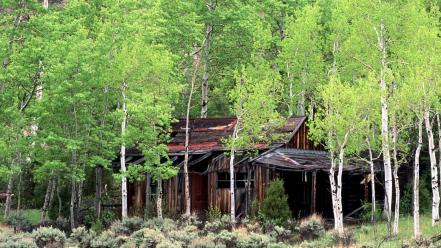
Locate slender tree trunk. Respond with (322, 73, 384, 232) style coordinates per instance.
(157, 178, 163, 219)
(120, 82, 128, 219)
(69, 178, 76, 230)
(183, 49, 201, 216)
(76, 179, 83, 221)
(367, 141, 376, 223)
(329, 156, 341, 232)
(424, 110, 440, 225)
(378, 20, 392, 227)
(200, 1, 216, 118)
(57, 176, 62, 218)
(437, 114, 441, 188)
(414, 118, 423, 240)
(16, 172, 22, 211)
(41, 177, 54, 221)
(49, 178, 56, 211)
(229, 147, 236, 226)
(298, 67, 307, 116)
(392, 120, 400, 235)
(95, 167, 102, 218)
(145, 174, 151, 213)
(229, 115, 240, 226)
(4, 177, 13, 218)
(336, 147, 345, 233)
(43, 0, 48, 9)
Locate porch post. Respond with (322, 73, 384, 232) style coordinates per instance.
(311, 170, 317, 214)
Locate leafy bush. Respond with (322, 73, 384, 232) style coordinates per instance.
(359, 201, 383, 223)
(260, 179, 291, 225)
(156, 240, 182, 248)
(298, 214, 324, 240)
(52, 217, 70, 233)
(401, 173, 431, 215)
(7, 212, 33, 232)
(266, 225, 291, 242)
(204, 215, 230, 233)
(206, 206, 222, 222)
(129, 228, 164, 248)
(180, 214, 202, 228)
(110, 217, 144, 235)
(168, 225, 199, 246)
(213, 230, 237, 247)
(31, 227, 66, 248)
(330, 229, 354, 247)
(267, 242, 292, 248)
(189, 237, 225, 248)
(235, 230, 271, 248)
(91, 219, 105, 234)
(90, 231, 124, 248)
(0, 240, 38, 248)
(70, 226, 97, 248)
(143, 217, 177, 232)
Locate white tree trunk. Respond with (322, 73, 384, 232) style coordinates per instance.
(120, 83, 128, 219)
(41, 177, 54, 221)
(414, 118, 423, 240)
(69, 178, 76, 230)
(424, 110, 440, 225)
(437, 114, 441, 199)
(392, 116, 400, 235)
(183, 49, 201, 216)
(367, 143, 376, 223)
(229, 147, 236, 226)
(378, 20, 393, 224)
(157, 178, 163, 219)
(200, 1, 215, 118)
(43, 0, 48, 9)
(4, 177, 13, 218)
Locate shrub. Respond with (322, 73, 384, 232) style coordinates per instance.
(7, 212, 33, 233)
(204, 215, 230, 233)
(189, 237, 225, 248)
(0, 240, 38, 248)
(90, 231, 124, 248)
(235, 230, 271, 248)
(52, 217, 70, 233)
(129, 228, 164, 248)
(143, 217, 177, 232)
(260, 179, 291, 225)
(267, 225, 291, 242)
(330, 229, 354, 247)
(213, 230, 237, 247)
(110, 217, 144, 235)
(401, 173, 431, 215)
(91, 219, 104, 234)
(206, 206, 222, 222)
(298, 214, 324, 241)
(359, 201, 383, 223)
(180, 214, 202, 228)
(70, 226, 97, 248)
(156, 240, 182, 248)
(31, 227, 66, 248)
(267, 242, 292, 248)
(168, 225, 199, 246)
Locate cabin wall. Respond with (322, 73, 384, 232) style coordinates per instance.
(286, 122, 309, 149)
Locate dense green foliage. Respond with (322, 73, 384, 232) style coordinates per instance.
(1, 0, 441, 242)
(261, 179, 291, 225)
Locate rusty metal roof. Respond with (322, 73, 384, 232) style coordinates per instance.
(254, 148, 381, 174)
(168, 116, 306, 154)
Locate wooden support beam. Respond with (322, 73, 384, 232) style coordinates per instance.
(311, 170, 317, 214)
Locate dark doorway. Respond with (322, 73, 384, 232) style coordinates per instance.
(191, 173, 208, 213)
(282, 171, 312, 218)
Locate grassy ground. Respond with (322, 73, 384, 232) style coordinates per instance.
(300, 215, 441, 247)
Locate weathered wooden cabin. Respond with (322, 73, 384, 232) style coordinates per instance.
(122, 116, 379, 219)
